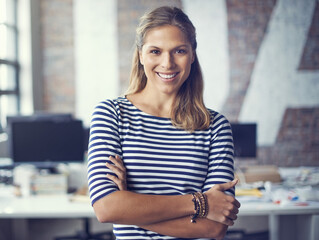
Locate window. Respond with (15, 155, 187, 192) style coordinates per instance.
(0, 0, 19, 131)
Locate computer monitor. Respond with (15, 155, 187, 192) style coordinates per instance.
(231, 123, 257, 158)
(7, 117, 85, 167)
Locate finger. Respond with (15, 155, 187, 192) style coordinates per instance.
(214, 179, 238, 191)
(111, 155, 123, 165)
(225, 218, 235, 226)
(226, 204, 239, 215)
(234, 199, 241, 208)
(226, 196, 241, 208)
(220, 216, 234, 226)
(106, 174, 126, 190)
(106, 162, 126, 179)
(115, 155, 126, 171)
(109, 155, 126, 171)
(226, 201, 241, 216)
(108, 156, 124, 170)
(231, 207, 239, 215)
(223, 210, 238, 221)
(106, 173, 117, 181)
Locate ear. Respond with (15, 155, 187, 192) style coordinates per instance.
(139, 50, 144, 65)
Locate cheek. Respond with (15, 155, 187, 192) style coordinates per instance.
(182, 58, 193, 72)
(182, 60, 193, 79)
(144, 58, 157, 69)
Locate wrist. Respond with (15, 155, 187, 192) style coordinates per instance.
(190, 192, 208, 223)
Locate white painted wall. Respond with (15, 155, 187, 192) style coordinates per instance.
(74, 0, 119, 126)
(239, 0, 319, 145)
(183, 0, 229, 112)
(18, 0, 34, 115)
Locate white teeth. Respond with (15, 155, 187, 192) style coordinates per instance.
(158, 73, 177, 79)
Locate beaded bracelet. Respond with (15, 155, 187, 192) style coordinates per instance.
(191, 193, 199, 223)
(195, 192, 208, 218)
(190, 192, 208, 223)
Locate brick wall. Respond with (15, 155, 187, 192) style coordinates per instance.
(223, 0, 319, 166)
(223, 0, 277, 122)
(298, 1, 319, 70)
(38, 0, 319, 166)
(40, 0, 75, 114)
(268, 108, 319, 166)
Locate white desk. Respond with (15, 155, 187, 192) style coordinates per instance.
(0, 191, 97, 240)
(1, 190, 319, 240)
(237, 200, 319, 240)
(0, 194, 94, 219)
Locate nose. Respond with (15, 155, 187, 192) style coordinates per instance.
(161, 52, 175, 69)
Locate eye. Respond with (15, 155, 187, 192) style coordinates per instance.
(150, 49, 160, 55)
(175, 49, 187, 54)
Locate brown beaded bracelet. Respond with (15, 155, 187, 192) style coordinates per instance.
(191, 193, 199, 223)
(190, 192, 208, 223)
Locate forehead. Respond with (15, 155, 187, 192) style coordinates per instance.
(143, 25, 191, 48)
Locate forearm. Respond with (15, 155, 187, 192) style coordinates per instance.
(140, 216, 228, 239)
(93, 190, 194, 226)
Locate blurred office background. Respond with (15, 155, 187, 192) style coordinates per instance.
(0, 0, 319, 239)
(1, 0, 318, 166)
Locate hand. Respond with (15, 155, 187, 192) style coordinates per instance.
(106, 155, 127, 191)
(205, 179, 240, 226)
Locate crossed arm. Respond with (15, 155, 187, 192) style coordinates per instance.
(93, 155, 240, 239)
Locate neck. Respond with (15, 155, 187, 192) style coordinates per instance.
(127, 90, 175, 118)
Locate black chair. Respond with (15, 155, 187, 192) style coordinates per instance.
(55, 218, 114, 240)
(225, 230, 269, 240)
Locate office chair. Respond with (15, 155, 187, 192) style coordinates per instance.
(225, 230, 269, 240)
(55, 218, 114, 240)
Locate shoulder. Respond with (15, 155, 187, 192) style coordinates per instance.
(207, 108, 232, 132)
(91, 97, 127, 123)
(93, 96, 127, 113)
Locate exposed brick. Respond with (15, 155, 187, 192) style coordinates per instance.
(222, 0, 277, 121)
(258, 107, 319, 167)
(37, 1, 319, 168)
(298, 1, 319, 70)
(40, 0, 75, 114)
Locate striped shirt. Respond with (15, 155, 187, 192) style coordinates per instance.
(87, 97, 234, 240)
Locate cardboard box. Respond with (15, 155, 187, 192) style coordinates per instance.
(237, 165, 282, 183)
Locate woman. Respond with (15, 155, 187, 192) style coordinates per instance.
(87, 6, 240, 240)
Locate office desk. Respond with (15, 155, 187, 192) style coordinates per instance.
(237, 200, 319, 240)
(0, 194, 94, 219)
(0, 192, 97, 240)
(1, 191, 319, 240)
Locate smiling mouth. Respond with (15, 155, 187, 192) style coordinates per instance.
(157, 72, 179, 80)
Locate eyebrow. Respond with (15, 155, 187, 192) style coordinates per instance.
(145, 44, 190, 49)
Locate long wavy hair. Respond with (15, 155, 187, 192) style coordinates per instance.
(126, 6, 211, 131)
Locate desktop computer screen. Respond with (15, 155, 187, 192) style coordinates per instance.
(231, 123, 257, 158)
(7, 118, 85, 165)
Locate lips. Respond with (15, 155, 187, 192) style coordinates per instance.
(157, 72, 179, 81)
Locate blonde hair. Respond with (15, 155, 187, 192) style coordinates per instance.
(126, 6, 211, 131)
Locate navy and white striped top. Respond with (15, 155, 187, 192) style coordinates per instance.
(87, 97, 234, 240)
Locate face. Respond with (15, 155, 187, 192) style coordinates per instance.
(139, 25, 195, 97)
